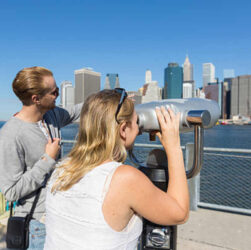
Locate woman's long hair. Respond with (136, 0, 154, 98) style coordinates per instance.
(52, 89, 134, 192)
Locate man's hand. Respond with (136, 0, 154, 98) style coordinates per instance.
(45, 138, 61, 160)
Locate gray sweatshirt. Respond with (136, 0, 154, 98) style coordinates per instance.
(0, 104, 82, 220)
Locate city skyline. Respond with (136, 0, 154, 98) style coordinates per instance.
(0, 0, 250, 120)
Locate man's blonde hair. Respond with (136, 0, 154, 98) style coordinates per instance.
(12, 66, 53, 105)
(52, 89, 134, 192)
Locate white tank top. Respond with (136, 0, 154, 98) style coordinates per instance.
(44, 161, 142, 250)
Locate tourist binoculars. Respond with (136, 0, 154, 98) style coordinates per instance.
(135, 98, 220, 134)
(130, 98, 220, 250)
(133, 98, 220, 178)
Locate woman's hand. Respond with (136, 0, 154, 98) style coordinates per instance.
(155, 106, 181, 152)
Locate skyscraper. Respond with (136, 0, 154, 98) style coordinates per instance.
(104, 73, 120, 89)
(183, 82, 193, 98)
(164, 63, 183, 99)
(204, 83, 221, 104)
(65, 85, 75, 108)
(203, 63, 216, 87)
(140, 70, 162, 103)
(145, 69, 152, 83)
(183, 55, 195, 97)
(231, 75, 251, 117)
(127, 91, 142, 105)
(222, 79, 232, 119)
(183, 55, 193, 81)
(60, 81, 74, 108)
(74, 68, 101, 104)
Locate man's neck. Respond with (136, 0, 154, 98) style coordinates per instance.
(15, 105, 46, 123)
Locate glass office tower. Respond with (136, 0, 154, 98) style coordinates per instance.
(164, 63, 183, 99)
(104, 73, 120, 89)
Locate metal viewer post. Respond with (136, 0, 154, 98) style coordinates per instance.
(185, 110, 210, 179)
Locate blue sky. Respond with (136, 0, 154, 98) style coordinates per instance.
(0, 0, 250, 120)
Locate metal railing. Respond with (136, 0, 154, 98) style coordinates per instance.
(198, 148, 251, 215)
(61, 140, 251, 215)
(1, 140, 250, 216)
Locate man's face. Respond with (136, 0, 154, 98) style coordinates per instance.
(39, 76, 59, 111)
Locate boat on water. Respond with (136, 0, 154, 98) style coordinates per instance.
(218, 117, 251, 125)
(220, 121, 227, 125)
(218, 119, 232, 125)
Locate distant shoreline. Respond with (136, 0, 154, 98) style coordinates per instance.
(1, 120, 251, 126)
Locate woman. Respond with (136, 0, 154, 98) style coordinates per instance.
(44, 89, 189, 250)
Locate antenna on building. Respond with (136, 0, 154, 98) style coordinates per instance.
(85, 67, 93, 71)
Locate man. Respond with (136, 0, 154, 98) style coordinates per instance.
(0, 66, 82, 249)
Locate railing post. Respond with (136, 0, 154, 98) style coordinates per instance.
(185, 143, 200, 211)
(61, 142, 64, 158)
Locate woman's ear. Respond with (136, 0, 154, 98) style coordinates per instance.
(119, 122, 127, 141)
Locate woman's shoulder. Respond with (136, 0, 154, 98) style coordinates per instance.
(115, 164, 140, 175)
(112, 164, 149, 188)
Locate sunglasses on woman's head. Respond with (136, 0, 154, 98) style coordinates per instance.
(114, 88, 128, 124)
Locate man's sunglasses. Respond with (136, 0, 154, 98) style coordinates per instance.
(114, 88, 128, 123)
(49, 87, 59, 97)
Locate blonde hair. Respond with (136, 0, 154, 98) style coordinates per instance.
(52, 89, 134, 192)
(12, 66, 53, 105)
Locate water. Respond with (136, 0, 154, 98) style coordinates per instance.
(59, 122, 251, 149)
(1, 121, 251, 149)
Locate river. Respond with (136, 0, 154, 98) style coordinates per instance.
(60, 123, 251, 149)
(1, 121, 250, 149)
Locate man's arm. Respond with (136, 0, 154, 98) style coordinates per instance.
(0, 137, 56, 202)
(52, 103, 83, 128)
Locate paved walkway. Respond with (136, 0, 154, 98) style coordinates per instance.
(0, 215, 7, 250)
(177, 209, 251, 250)
(0, 208, 251, 249)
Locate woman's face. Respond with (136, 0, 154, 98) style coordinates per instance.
(124, 110, 139, 149)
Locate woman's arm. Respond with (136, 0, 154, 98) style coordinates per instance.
(107, 107, 189, 226)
